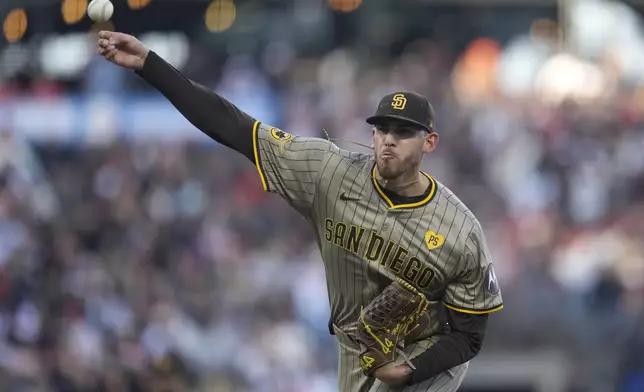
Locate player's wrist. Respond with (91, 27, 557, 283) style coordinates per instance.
(372, 363, 413, 386)
(398, 364, 414, 384)
(136, 48, 150, 71)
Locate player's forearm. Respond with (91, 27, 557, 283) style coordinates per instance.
(407, 331, 480, 384)
(407, 312, 487, 385)
(135, 51, 255, 161)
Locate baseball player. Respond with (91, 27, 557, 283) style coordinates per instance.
(97, 31, 503, 392)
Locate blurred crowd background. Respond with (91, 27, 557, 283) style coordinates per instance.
(1, 0, 644, 391)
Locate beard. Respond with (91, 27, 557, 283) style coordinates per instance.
(375, 152, 418, 180)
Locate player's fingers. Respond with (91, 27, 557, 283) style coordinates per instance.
(107, 32, 129, 46)
(103, 48, 118, 61)
(98, 47, 112, 57)
(97, 30, 112, 39)
(97, 38, 109, 48)
(97, 44, 115, 55)
(98, 30, 126, 45)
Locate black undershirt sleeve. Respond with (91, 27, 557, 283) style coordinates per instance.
(135, 51, 256, 161)
(408, 309, 488, 385)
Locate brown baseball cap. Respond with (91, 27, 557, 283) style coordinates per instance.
(366, 91, 435, 132)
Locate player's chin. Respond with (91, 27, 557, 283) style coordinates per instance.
(376, 162, 399, 179)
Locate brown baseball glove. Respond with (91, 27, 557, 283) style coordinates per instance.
(355, 278, 429, 376)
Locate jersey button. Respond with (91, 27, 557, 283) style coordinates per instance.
(382, 224, 389, 231)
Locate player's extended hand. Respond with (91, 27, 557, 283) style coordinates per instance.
(96, 31, 149, 71)
(373, 362, 413, 386)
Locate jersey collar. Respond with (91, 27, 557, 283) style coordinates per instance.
(371, 165, 437, 210)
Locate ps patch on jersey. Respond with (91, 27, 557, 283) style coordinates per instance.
(484, 264, 500, 295)
(270, 127, 293, 142)
(424, 230, 445, 250)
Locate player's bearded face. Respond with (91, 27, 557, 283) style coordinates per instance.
(373, 124, 426, 179)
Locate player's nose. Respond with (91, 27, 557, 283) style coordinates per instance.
(383, 132, 397, 146)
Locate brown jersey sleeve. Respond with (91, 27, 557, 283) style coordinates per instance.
(442, 226, 504, 314)
(253, 122, 335, 215)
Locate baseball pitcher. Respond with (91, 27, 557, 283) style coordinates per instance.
(97, 32, 503, 392)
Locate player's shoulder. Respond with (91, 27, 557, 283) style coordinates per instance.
(312, 137, 374, 170)
(432, 179, 479, 225)
(432, 179, 490, 252)
(258, 122, 370, 162)
(434, 181, 490, 254)
(258, 123, 331, 150)
(299, 138, 373, 171)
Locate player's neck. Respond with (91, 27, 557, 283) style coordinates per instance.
(377, 168, 429, 197)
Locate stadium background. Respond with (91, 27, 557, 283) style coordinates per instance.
(1, 0, 644, 391)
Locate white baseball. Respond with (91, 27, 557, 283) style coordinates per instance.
(87, 0, 114, 23)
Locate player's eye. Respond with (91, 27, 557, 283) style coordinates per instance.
(393, 128, 420, 139)
(375, 125, 391, 134)
(375, 124, 420, 138)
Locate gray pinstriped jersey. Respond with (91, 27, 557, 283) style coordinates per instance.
(252, 121, 503, 338)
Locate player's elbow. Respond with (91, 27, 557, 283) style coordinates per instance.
(467, 332, 483, 356)
(449, 330, 484, 362)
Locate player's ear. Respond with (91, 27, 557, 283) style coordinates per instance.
(371, 127, 376, 149)
(423, 131, 439, 153)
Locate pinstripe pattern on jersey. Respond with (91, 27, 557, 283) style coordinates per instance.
(441, 223, 504, 314)
(252, 122, 502, 391)
(253, 122, 337, 215)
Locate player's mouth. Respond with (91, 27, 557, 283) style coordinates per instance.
(380, 150, 396, 158)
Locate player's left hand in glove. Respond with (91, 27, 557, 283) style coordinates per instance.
(355, 278, 429, 377)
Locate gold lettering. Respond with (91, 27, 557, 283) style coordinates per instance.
(364, 232, 385, 262)
(380, 241, 397, 266)
(389, 247, 408, 274)
(417, 266, 436, 289)
(324, 218, 333, 242)
(323, 220, 435, 282)
(334, 223, 347, 248)
(403, 257, 422, 282)
(345, 226, 365, 254)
